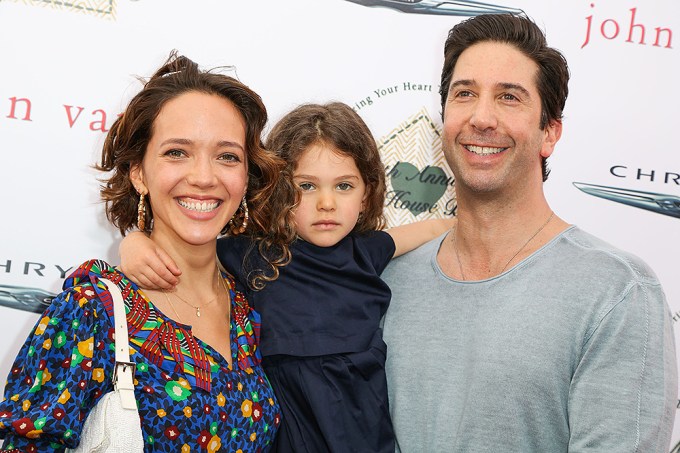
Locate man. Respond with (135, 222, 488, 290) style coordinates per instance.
(381, 13, 677, 452)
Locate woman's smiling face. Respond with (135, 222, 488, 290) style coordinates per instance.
(131, 90, 248, 247)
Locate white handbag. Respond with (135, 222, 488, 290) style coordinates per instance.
(66, 278, 144, 452)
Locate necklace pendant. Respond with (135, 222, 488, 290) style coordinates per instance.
(196, 307, 201, 317)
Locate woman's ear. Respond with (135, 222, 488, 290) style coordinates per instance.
(130, 163, 147, 195)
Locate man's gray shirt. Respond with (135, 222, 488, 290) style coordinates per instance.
(382, 226, 677, 452)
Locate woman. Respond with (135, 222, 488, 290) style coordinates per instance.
(0, 52, 286, 452)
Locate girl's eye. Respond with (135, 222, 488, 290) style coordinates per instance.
(164, 149, 185, 158)
(337, 182, 353, 191)
(298, 182, 315, 191)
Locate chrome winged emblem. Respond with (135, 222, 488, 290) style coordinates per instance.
(343, 0, 524, 16)
(0, 284, 55, 313)
(573, 182, 680, 219)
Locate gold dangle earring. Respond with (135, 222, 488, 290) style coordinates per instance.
(239, 196, 249, 233)
(137, 191, 147, 231)
(227, 195, 249, 235)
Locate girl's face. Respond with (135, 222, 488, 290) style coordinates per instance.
(130, 91, 248, 248)
(292, 143, 366, 247)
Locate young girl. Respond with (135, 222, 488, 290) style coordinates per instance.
(121, 102, 454, 452)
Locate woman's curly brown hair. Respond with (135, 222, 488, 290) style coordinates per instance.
(96, 50, 291, 288)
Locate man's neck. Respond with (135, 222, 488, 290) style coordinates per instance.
(440, 189, 568, 280)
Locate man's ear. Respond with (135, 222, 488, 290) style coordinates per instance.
(540, 119, 562, 159)
(130, 163, 147, 195)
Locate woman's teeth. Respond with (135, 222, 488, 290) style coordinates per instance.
(178, 199, 219, 212)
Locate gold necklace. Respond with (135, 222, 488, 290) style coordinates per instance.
(161, 270, 231, 324)
(453, 211, 554, 280)
(163, 267, 221, 319)
(163, 290, 185, 323)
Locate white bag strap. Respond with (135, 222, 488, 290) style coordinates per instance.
(99, 278, 137, 410)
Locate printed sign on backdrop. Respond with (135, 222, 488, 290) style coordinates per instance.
(379, 108, 456, 226)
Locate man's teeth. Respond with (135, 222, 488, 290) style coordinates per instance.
(467, 145, 504, 155)
(178, 199, 219, 212)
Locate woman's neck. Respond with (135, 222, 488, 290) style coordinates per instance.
(149, 231, 219, 292)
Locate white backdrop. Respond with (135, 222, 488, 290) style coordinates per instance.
(1, 0, 679, 447)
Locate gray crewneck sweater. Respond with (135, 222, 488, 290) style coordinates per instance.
(382, 226, 676, 452)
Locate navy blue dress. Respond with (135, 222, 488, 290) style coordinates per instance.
(217, 232, 396, 453)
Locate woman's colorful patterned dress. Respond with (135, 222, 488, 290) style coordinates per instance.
(0, 260, 280, 452)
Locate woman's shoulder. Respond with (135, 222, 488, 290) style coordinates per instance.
(63, 259, 118, 286)
(60, 259, 133, 317)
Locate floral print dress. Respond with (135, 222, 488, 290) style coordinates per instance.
(0, 260, 280, 452)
